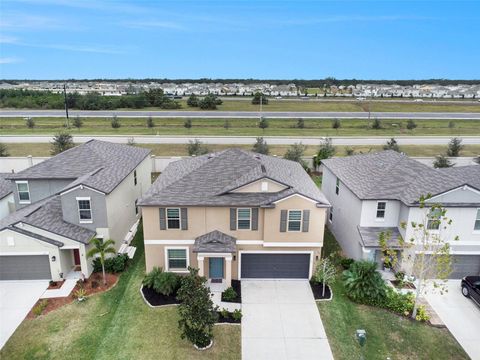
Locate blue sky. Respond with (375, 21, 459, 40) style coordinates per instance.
(0, 0, 479, 79)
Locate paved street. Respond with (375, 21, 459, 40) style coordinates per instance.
(1, 109, 480, 119)
(241, 280, 333, 360)
(1, 135, 479, 146)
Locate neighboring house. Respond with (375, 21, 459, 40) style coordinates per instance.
(0, 140, 152, 281)
(0, 174, 15, 220)
(321, 151, 480, 278)
(139, 148, 330, 287)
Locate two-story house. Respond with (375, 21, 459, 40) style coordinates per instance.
(0, 174, 14, 220)
(139, 148, 330, 287)
(321, 151, 480, 278)
(0, 140, 151, 281)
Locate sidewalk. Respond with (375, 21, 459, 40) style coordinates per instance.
(40, 279, 77, 299)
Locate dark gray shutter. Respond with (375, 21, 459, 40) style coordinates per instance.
(251, 208, 259, 230)
(280, 210, 287, 232)
(302, 210, 310, 232)
(181, 208, 188, 230)
(230, 208, 237, 230)
(159, 208, 166, 230)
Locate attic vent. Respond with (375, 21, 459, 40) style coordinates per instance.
(261, 165, 266, 174)
(254, 155, 261, 160)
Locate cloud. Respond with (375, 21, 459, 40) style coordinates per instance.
(40, 44, 124, 54)
(0, 57, 23, 64)
(0, 35, 19, 44)
(0, 12, 65, 30)
(121, 20, 186, 30)
(272, 15, 434, 27)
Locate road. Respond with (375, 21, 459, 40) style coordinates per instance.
(1, 135, 479, 146)
(1, 110, 480, 119)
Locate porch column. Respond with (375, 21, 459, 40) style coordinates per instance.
(225, 256, 232, 287)
(197, 256, 205, 277)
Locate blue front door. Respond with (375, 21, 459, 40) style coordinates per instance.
(209, 258, 224, 279)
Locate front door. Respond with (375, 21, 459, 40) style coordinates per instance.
(209, 258, 224, 279)
(73, 249, 81, 266)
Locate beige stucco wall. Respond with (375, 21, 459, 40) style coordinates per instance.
(232, 178, 287, 193)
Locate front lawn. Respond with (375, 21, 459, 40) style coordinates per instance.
(0, 228, 240, 360)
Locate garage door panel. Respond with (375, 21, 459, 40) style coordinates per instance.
(241, 253, 310, 279)
(450, 255, 480, 279)
(0, 255, 51, 280)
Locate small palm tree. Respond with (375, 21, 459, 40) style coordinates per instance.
(87, 238, 116, 285)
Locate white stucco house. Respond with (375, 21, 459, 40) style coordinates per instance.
(321, 151, 480, 278)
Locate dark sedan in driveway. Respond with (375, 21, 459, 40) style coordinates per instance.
(461, 276, 480, 305)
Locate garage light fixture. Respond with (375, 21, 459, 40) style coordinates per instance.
(51, 255, 56, 262)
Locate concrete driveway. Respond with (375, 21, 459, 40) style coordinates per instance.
(241, 280, 333, 360)
(425, 280, 480, 360)
(0, 280, 49, 349)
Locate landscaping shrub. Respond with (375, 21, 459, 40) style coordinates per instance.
(394, 271, 406, 287)
(339, 258, 354, 269)
(415, 305, 430, 322)
(32, 299, 48, 317)
(74, 288, 87, 302)
(143, 267, 180, 296)
(93, 254, 129, 273)
(143, 267, 163, 289)
(90, 280, 99, 289)
(220, 308, 229, 319)
(232, 309, 242, 322)
(343, 260, 386, 304)
(222, 287, 238, 302)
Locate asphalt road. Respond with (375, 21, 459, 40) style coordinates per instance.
(1, 109, 480, 119)
(1, 135, 479, 146)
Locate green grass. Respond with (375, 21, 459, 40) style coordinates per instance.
(0, 228, 240, 360)
(4, 142, 480, 158)
(2, 117, 480, 136)
(318, 231, 468, 360)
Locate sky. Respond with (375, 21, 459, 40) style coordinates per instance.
(0, 0, 479, 80)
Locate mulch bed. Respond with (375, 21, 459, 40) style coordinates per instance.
(216, 311, 241, 324)
(309, 281, 332, 300)
(141, 285, 180, 306)
(47, 280, 65, 290)
(221, 280, 242, 303)
(391, 280, 416, 289)
(26, 272, 119, 319)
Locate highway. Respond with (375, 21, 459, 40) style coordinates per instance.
(1, 135, 479, 146)
(1, 109, 480, 119)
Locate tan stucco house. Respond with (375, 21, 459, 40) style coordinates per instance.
(139, 148, 330, 286)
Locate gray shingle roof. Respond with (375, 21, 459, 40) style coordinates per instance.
(9, 226, 64, 247)
(0, 173, 13, 200)
(193, 230, 236, 253)
(6, 140, 151, 194)
(322, 151, 480, 205)
(139, 148, 329, 207)
(358, 226, 403, 248)
(0, 196, 95, 244)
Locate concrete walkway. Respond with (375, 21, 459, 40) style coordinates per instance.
(425, 280, 480, 360)
(0, 280, 49, 349)
(40, 279, 77, 299)
(241, 280, 333, 360)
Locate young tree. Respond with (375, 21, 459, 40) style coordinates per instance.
(284, 142, 308, 169)
(406, 119, 417, 130)
(313, 138, 335, 168)
(111, 115, 121, 129)
(252, 136, 269, 155)
(313, 258, 337, 297)
(331, 118, 341, 130)
(177, 267, 217, 348)
(127, 137, 136, 146)
(25, 117, 35, 129)
(73, 115, 83, 129)
(86, 238, 116, 285)
(184, 118, 192, 131)
(146, 116, 154, 128)
(0, 143, 9, 157)
(199, 94, 222, 110)
(251, 92, 268, 105)
(187, 139, 209, 156)
(258, 117, 269, 132)
(223, 118, 230, 130)
(447, 137, 463, 157)
(296, 118, 305, 129)
(371, 118, 382, 130)
(403, 197, 454, 319)
(383, 138, 400, 152)
(433, 154, 454, 168)
(448, 121, 456, 129)
(187, 94, 199, 107)
(51, 132, 74, 155)
(345, 146, 355, 156)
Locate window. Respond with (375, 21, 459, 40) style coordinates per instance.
(335, 178, 340, 195)
(427, 209, 441, 230)
(376, 202, 386, 219)
(474, 209, 480, 231)
(16, 181, 30, 203)
(167, 208, 181, 229)
(288, 210, 302, 231)
(135, 199, 138, 215)
(77, 198, 92, 222)
(329, 208, 333, 222)
(167, 248, 187, 270)
(134, 170, 137, 186)
(237, 208, 251, 230)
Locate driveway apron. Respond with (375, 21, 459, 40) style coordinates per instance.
(241, 280, 334, 360)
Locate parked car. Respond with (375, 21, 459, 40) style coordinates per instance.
(461, 276, 480, 305)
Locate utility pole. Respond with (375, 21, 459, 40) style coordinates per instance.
(63, 83, 69, 128)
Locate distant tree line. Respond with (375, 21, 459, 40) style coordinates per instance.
(0, 89, 181, 110)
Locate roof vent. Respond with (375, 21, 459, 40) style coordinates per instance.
(261, 164, 266, 174)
